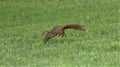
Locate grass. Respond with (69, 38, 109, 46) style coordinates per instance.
(0, 0, 120, 67)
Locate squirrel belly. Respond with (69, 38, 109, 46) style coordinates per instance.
(43, 24, 86, 42)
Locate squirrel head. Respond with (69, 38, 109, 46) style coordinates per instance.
(43, 31, 50, 42)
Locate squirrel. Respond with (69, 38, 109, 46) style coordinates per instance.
(43, 24, 86, 42)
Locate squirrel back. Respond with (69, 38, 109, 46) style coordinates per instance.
(63, 24, 86, 31)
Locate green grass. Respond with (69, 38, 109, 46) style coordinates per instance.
(0, 0, 120, 67)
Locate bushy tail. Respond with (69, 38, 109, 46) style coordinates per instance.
(63, 24, 86, 31)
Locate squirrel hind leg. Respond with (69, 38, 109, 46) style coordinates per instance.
(58, 33, 66, 37)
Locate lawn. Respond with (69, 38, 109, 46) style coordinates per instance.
(0, 0, 120, 67)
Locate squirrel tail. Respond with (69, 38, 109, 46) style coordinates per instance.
(63, 24, 86, 31)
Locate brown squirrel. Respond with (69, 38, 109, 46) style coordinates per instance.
(43, 24, 86, 42)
